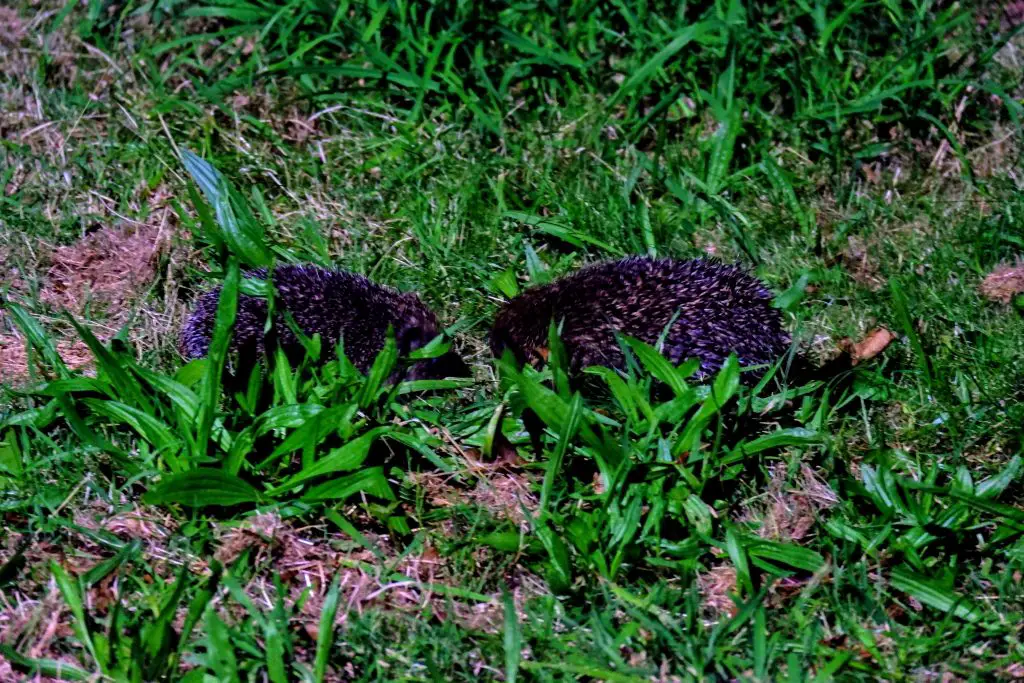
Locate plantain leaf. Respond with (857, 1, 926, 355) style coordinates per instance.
(891, 565, 983, 623)
(144, 469, 262, 508)
(300, 467, 396, 503)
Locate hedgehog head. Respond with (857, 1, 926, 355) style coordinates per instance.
(489, 287, 559, 369)
(392, 292, 471, 380)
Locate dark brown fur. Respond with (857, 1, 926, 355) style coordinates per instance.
(490, 256, 792, 381)
(181, 264, 468, 381)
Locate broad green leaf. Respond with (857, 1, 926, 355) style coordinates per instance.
(890, 565, 982, 623)
(727, 428, 821, 461)
(536, 524, 572, 594)
(260, 403, 357, 468)
(80, 398, 179, 452)
(66, 316, 153, 413)
(204, 605, 241, 683)
(51, 561, 102, 673)
(683, 495, 713, 537)
(0, 645, 91, 681)
(748, 540, 826, 574)
(977, 456, 1021, 499)
(476, 531, 522, 552)
(300, 467, 396, 503)
(622, 336, 688, 397)
(197, 260, 240, 456)
(181, 149, 272, 267)
(358, 330, 398, 407)
(269, 428, 389, 493)
(144, 469, 262, 508)
(539, 392, 584, 517)
(254, 403, 327, 434)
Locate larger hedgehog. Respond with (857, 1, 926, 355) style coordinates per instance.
(181, 264, 468, 380)
(490, 256, 792, 381)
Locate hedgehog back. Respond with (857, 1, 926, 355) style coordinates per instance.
(180, 265, 440, 372)
(490, 256, 790, 378)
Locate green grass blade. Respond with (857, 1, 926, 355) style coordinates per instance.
(50, 561, 102, 674)
(503, 588, 521, 683)
(314, 571, 343, 682)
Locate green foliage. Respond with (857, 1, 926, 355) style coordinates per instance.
(1, 0, 1023, 679)
(1, 154, 465, 525)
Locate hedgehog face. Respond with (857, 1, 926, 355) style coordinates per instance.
(406, 351, 471, 381)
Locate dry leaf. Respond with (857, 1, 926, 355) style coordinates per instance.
(840, 327, 895, 365)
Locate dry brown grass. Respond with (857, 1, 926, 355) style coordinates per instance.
(698, 466, 838, 620)
(0, 218, 170, 384)
(207, 511, 545, 640)
(411, 466, 540, 530)
(747, 464, 839, 543)
(0, 330, 93, 382)
(980, 259, 1024, 304)
(840, 235, 887, 292)
(697, 564, 738, 619)
(40, 223, 166, 317)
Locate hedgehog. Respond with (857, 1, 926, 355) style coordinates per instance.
(181, 264, 469, 381)
(489, 256, 793, 383)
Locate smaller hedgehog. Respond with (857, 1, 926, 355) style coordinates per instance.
(181, 264, 468, 381)
(490, 256, 792, 382)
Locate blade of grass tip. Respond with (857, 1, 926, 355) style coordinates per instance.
(0, 645, 91, 681)
(753, 605, 767, 680)
(539, 392, 583, 518)
(725, 527, 752, 595)
(638, 200, 656, 257)
(197, 260, 241, 455)
(608, 20, 720, 107)
(172, 562, 222, 672)
(705, 104, 741, 195)
(811, 651, 853, 683)
(65, 315, 153, 413)
(358, 329, 398, 408)
(180, 149, 272, 267)
(50, 561, 103, 674)
(503, 588, 521, 683)
(314, 571, 342, 682)
(889, 279, 933, 390)
(5, 303, 70, 378)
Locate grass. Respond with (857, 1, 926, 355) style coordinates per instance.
(1, 0, 1024, 680)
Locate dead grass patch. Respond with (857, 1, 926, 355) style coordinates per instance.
(980, 259, 1024, 304)
(411, 466, 540, 530)
(697, 565, 738, 619)
(0, 501, 547, 677)
(0, 8, 26, 48)
(0, 330, 92, 383)
(742, 465, 838, 543)
(840, 236, 887, 291)
(207, 511, 545, 644)
(40, 222, 166, 317)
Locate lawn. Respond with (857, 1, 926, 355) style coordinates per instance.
(1, 1, 1024, 680)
